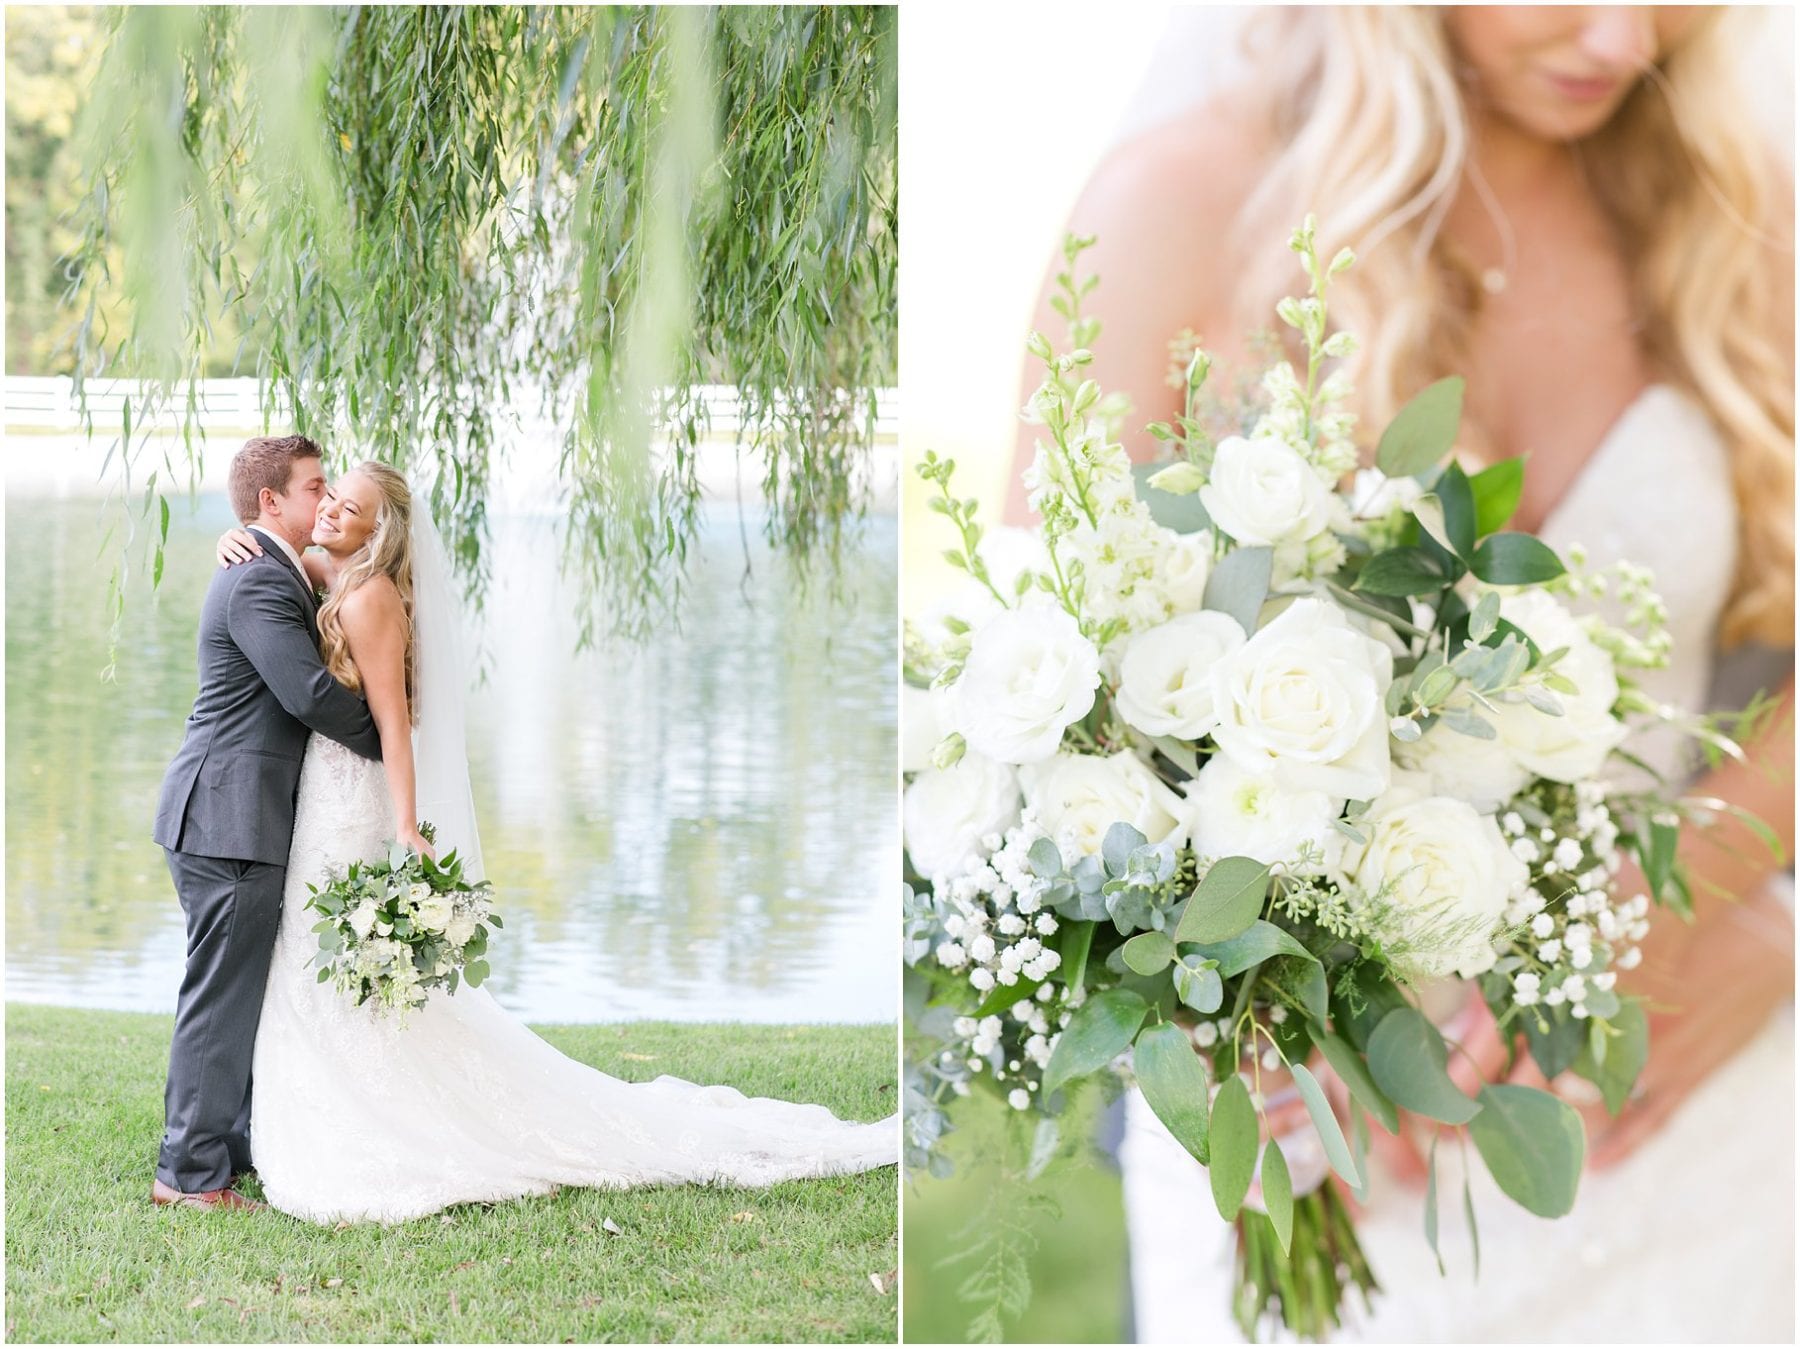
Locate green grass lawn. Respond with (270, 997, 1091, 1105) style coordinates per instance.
(901, 1093, 1129, 1344)
(5, 1004, 897, 1344)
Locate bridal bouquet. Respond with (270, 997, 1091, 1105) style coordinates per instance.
(306, 822, 501, 1020)
(903, 218, 1760, 1340)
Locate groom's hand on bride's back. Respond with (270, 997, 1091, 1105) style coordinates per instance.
(218, 528, 264, 567)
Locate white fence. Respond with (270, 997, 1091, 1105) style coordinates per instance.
(3, 376, 899, 439)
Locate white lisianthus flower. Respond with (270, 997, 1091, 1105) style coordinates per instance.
(1198, 436, 1334, 547)
(1209, 597, 1394, 799)
(903, 754, 1022, 879)
(902, 683, 954, 775)
(952, 600, 1101, 764)
(1020, 751, 1187, 858)
(1396, 719, 1532, 814)
(1342, 776, 1526, 979)
(1491, 591, 1629, 782)
(1183, 755, 1344, 871)
(1115, 610, 1247, 739)
(1159, 529, 1214, 614)
(348, 901, 379, 941)
(444, 913, 479, 948)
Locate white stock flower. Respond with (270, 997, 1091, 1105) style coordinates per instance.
(1182, 754, 1343, 870)
(1020, 751, 1187, 859)
(1210, 597, 1394, 799)
(1491, 591, 1629, 781)
(1115, 610, 1246, 739)
(1342, 776, 1526, 979)
(903, 754, 1022, 879)
(1198, 436, 1334, 547)
(952, 600, 1101, 764)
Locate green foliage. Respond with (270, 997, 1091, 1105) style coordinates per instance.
(61, 5, 897, 640)
(1132, 1021, 1211, 1166)
(1365, 1005, 1481, 1126)
(1468, 1083, 1585, 1219)
(1207, 1073, 1257, 1222)
(1039, 990, 1146, 1097)
(1290, 1063, 1359, 1188)
(1374, 375, 1463, 478)
(1173, 856, 1271, 945)
(1260, 1139, 1293, 1257)
(1201, 544, 1272, 634)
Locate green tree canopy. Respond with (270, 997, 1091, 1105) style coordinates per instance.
(62, 5, 896, 638)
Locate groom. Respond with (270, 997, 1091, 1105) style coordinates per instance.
(150, 435, 383, 1209)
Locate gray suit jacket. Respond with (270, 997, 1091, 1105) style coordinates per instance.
(153, 543, 383, 865)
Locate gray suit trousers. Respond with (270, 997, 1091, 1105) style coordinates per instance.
(157, 848, 286, 1193)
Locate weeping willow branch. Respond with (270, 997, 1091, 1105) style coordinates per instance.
(62, 4, 897, 649)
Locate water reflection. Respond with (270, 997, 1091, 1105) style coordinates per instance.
(6, 492, 897, 1023)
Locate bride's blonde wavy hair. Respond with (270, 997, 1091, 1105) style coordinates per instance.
(1225, 6, 1793, 648)
(317, 460, 417, 721)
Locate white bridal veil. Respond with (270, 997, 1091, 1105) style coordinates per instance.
(408, 504, 485, 883)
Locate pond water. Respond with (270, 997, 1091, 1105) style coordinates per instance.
(6, 490, 897, 1024)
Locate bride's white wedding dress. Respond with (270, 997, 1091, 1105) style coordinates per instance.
(250, 733, 895, 1225)
(246, 512, 893, 1225)
(1119, 385, 1795, 1342)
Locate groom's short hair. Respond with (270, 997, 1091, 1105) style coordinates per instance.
(230, 435, 323, 523)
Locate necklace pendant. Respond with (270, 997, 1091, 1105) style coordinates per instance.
(1480, 266, 1508, 296)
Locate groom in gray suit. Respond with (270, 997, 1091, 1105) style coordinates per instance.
(150, 435, 383, 1209)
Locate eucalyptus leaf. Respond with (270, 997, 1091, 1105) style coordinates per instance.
(1134, 1021, 1211, 1165)
(1121, 931, 1177, 976)
(1208, 1073, 1257, 1222)
(1173, 857, 1270, 944)
(1202, 546, 1272, 636)
(1261, 1138, 1294, 1256)
(1468, 1083, 1584, 1218)
(1188, 919, 1313, 978)
(1424, 1133, 1445, 1276)
(1571, 998, 1649, 1117)
(1313, 1027, 1399, 1134)
(1040, 989, 1148, 1097)
(1366, 1006, 1481, 1125)
(1292, 1063, 1360, 1187)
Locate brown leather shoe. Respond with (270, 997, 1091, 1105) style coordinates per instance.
(152, 1178, 265, 1211)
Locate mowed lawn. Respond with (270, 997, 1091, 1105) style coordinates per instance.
(5, 1004, 897, 1343)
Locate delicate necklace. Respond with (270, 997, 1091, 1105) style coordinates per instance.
(1463, 154, 1519, 297)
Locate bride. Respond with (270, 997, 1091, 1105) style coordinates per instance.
(1013, 6, 1793, 1341)
(215, 462, 894, 1225)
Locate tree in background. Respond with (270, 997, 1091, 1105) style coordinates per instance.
(58, 5, 897, 639)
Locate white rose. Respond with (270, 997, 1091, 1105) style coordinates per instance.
(902, 684, 954, 775)
(1115, 610, 1246, 740)
(1183, 754, 1344, 870)
(1198, 436, 1334, 547)
(1348, 468, 1425, 518)
(1210, 597, 1394, 799)
(903, 754, 1022, 879)
(348, 901, 379, 941)
(952, 599, 1101, 764)
(1343, 778, 1526, 979)
(1490, 591, 1628, 782)
(407, 882, 433, 904)
(1159, 529, 1214, 613)
(1396, 719, 1532, 814)
(413, 894, 454, 933)
(445, 914, 478, 948)
(1020, 751, 1187, 859)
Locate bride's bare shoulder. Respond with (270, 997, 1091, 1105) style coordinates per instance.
(336, 574, 405, 634)
(1069, 92, 1273, 291)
